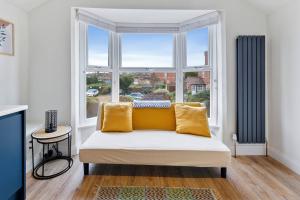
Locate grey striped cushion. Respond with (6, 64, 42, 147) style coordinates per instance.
(133, 100, 171, 109)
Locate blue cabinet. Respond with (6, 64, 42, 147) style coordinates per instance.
(0, 111, 26, 200)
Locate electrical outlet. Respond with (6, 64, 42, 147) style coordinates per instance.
(232, 133, 237, 141)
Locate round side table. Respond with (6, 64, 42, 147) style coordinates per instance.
(31, 126, 73, 179)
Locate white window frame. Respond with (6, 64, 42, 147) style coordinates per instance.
(78, 13, 219, 126)
(182, 25, 218, 124)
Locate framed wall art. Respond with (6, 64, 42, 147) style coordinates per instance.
(0, 18, 14, 56)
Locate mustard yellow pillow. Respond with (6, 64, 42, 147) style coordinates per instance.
(101, 103, 133, 132)
(175, 104, 211, 137)
(132, 102, 202, 131)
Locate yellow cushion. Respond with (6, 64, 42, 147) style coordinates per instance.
(175, 104, 211, 137)
(101, 103, 133, 132)
(132, 102, 202, 130)
(100, 103, 105, 129)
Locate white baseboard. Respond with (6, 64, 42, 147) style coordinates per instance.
(232, 143, 267, 155)
(268, 146, 300, 175)
(26, 160, 33, 173)
(72, 144, 78, 156)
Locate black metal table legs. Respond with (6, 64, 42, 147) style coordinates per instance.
(31, 133, 73, 180)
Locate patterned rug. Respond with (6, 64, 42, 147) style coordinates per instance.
(95, 186, 218, 200)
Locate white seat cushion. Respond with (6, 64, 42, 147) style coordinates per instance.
(79, 130, 231, 167)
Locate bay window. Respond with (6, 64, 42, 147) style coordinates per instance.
(78, 10, 220, 125)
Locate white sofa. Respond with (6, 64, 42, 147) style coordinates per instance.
(79, 104, 231, 178)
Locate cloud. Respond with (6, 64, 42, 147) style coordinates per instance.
(88, 53, 108, 66)
(88, 52, 206, 67)
(122, 54, 172, 67)
(187, 54, 206, 66)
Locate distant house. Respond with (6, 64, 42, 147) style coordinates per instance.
(131, 72, 176, 92)
(185, 76, 205, 95)
(184, 51, 210, 95)
(155, 72, 176, 92)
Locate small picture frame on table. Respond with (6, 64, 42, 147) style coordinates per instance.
(0, 18, 14, 56)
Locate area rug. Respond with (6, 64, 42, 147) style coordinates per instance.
(95, 186, 218, 200)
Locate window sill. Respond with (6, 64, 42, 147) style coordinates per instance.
(209, 124, 220, 130)
(78, 118, 97, 129)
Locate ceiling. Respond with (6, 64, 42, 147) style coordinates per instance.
(4, 0, 49, 11)
(81, 8, 214, 24)
(3, 0, 294, 13)
(245, 0, 293, 13)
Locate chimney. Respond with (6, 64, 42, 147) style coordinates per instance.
(204, 51, 208, 65)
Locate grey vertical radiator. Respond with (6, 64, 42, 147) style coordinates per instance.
(237, 36, 265, 143)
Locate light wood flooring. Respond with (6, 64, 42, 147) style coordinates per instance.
(26, 155, 300, 200)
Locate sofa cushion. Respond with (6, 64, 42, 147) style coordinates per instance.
(79, 130, 231, 167)
(101, 103, 133, 132)
(175, 104, 211, 137)
(132, 102, 202, 130)
(97, 102, 203, 131)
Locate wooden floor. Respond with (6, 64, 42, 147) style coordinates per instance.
(26, 155, 300, 200)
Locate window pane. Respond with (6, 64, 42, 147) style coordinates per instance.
(86, 72, 112, 118)
(87, 26, 109, 66)
(121, 33, 173, 68)
(183, 71, 210, 116)
(119, 72, 176, 102)
(186, 27, 209, 66)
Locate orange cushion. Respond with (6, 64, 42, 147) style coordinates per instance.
(101, 103, 133, 132)
(132, 102, 202, 130)
(175, 104, 211, 137)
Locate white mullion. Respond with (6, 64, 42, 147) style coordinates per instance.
(209, 24, 218, 125)
(175, 33, 180, 102)
(182, 67, 212, 72)
(175, 32, 185, 102)
(182, 33, 187, 69)
(183, 65, 210, 68)
(119, 67, 176, 71)
(172, 33, 176, 72)
(180, 32, 186, 102)
(213, 24, 219, 126)
(118, 33, 122, 69)
(108, 31, 113, 68)
(79, 22, 87, 123)
(111, 32, 120, 102)
(85, 66, 113, 72)
(208, 25, 213, 123)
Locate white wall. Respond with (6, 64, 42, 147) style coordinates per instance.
(267, 1, 300, 174)
(28, 0, 267, 149)
(0, 0, 29, 105)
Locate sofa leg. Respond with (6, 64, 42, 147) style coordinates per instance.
(221, 167, 227, 178)
(84, 163, 89, 175)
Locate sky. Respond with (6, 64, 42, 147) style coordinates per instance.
(121, 33, 173, 67)
(88, 26, 109, 66)
(186, 28, 208, 66)
(88, 25, 208, 67)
